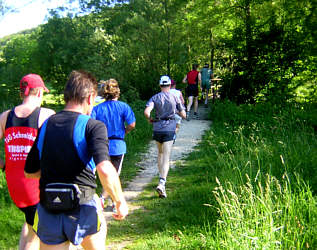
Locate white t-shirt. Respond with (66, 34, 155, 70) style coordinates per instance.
(170, 88, 182, 101)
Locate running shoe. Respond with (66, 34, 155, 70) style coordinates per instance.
(193, 113, 199, 120)
(156, 183, 167, 198)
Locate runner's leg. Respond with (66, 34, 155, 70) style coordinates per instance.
(187, 96, 193, 112)
(156, 142, 164, 177)
(194, 96, 198, 113)
(204, 89, 208, 105)
(19, 222, 40, 250)
(81, 220, 107, 250)
(160, 140, 173, 179)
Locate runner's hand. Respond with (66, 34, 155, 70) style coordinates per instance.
(112, 200, 128, 220)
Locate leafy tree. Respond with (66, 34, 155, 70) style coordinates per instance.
(0, 0, 315, 103)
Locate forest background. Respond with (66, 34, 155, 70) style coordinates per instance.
(0, 0, 316, 105)
(0, 0, 316, 249)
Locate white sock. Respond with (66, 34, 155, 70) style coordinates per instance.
(159, 178, 166, 186)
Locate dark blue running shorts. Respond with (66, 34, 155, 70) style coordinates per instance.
(33, 194, 105, 245)
(153, 131, 175, 143)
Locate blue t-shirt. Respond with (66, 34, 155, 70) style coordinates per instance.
(146, 91, 184, 132)
(91, 100, 136, 156)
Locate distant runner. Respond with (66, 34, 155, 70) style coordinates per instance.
(182, 64, 201, 120)
(200, 63, 213, 108)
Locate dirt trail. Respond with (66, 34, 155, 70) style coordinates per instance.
(72, 104, 212, 250)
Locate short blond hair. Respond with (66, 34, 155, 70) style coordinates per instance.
(20, 81, 41, 97)
(100, 79, 120, 100)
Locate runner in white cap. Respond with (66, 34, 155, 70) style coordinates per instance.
(144, 75, 186, 198)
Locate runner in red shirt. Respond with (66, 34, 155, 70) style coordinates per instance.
(0, 74, 55, 249)
(182, 64, 201, 120)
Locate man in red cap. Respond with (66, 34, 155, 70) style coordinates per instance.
(0, 73, 55, 249)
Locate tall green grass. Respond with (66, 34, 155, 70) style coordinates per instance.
(213, 173, 316, 249)
(105, 100, 316, 249)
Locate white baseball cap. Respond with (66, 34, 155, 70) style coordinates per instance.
(159, 75, 171, 86)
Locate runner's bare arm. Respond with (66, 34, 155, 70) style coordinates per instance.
(182, 75, 187, 83)
(144, 106, 154, 123)
(125, 122, 136, 134)
(97, 160, 128, 220)
(0, 110, 10, 169)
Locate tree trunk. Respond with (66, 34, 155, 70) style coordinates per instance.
(210, 30, 214, 71)
(164, 0, 171, 75)
(245, 0, 252, 67)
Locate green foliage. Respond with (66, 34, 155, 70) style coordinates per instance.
(0, 0, 316, 106)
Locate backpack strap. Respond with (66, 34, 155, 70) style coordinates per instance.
(73, 114, 96, 172)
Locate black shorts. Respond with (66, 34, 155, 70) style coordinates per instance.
(153, 131, 175, 143)
(19, 205, 37, 226)
(110, 155, 124, 173)
(186, 84, 198, 97)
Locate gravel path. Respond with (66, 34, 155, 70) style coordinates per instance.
(72, 104, 212, 250)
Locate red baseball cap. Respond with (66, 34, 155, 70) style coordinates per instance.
(20, 74, 49, 96)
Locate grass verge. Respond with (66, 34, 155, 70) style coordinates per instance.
(106, 100, 317, 249)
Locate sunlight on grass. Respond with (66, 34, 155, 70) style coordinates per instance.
(106, 100, 316, 249)
(213, 173, 316, 249)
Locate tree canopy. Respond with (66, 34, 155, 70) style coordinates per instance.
(0, 0, 316, 103)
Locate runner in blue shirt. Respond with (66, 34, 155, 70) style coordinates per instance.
(91, 79, 136, 209)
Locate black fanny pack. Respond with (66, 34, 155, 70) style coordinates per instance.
(41, 183, 94, 213)
(108, 136, 124, 141)
(154, 117, 175, 122)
